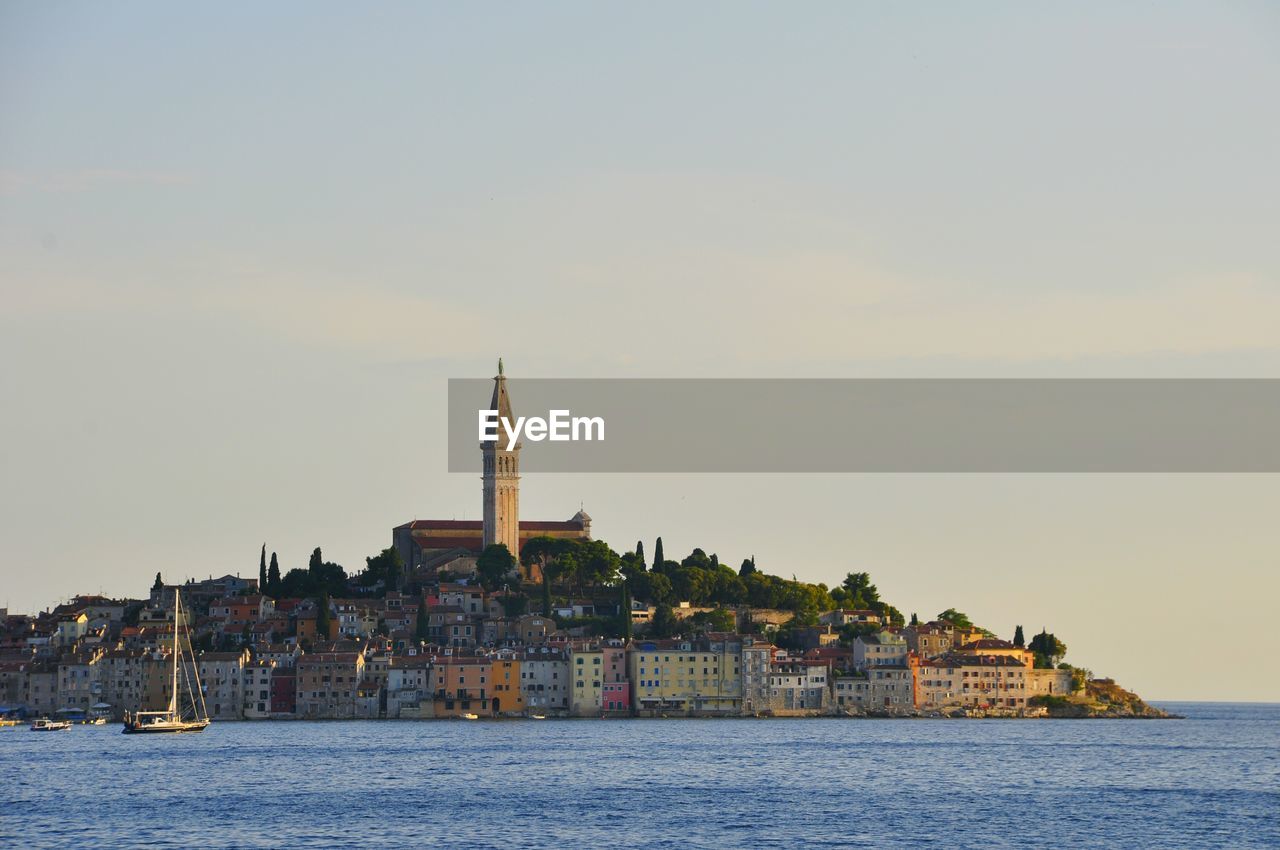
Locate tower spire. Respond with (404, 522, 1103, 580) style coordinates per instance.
(482, 358, 520, 556)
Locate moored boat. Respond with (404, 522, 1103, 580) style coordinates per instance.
(31, 718, 72, 731)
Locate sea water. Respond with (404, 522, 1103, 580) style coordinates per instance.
(1, 702, 1276, 848)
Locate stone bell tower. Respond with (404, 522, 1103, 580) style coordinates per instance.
(481, 358, 520, 556)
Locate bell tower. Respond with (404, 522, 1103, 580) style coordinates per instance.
(481, 358, 520, 556)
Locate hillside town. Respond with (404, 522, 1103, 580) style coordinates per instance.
(0, 365, 1152, 724)
(0, 573, 1094, 722)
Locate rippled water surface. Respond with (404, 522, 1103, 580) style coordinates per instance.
(2, 702, 1276, 848)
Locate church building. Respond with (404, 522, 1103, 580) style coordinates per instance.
(393, 360, 592, 580)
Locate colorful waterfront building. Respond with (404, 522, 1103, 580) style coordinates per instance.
(429, 655, 493, 717)
(490, 653, 526, 716)
(519, 647, 570, 714)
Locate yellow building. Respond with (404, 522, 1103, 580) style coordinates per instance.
(569, 645, 604, 716)
(628, 636, 742, 716)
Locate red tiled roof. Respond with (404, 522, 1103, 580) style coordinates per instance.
(398, 519, 585, 532)
(960, 638, 1017, 650)
(411, 537, 484, 551)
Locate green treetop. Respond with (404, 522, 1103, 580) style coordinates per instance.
(937, 608, 975, 629)
(476, 544, 517, 592)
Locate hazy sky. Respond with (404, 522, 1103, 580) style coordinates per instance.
(2, 3, 1278, 700)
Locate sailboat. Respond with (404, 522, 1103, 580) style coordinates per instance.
(123, 588, 211, 734)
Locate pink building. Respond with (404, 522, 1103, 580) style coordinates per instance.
(602, 682, 630, 713)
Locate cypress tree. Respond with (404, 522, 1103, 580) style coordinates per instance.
(315, 593, 331, 640)
(415, 601, 430, 642)
(152, 572, 164, 592)
(541, 573, 552, 617)
(621, 584, 633, 642)
(309, 547, 323, 575)
(258, 544, 267, 593)
(1013, 625, 1025, 647)
(653, 537, 664, 572)
(910, 612, 919, 626)
(267, 552, 282, 598)
(636, 541, 646, 570)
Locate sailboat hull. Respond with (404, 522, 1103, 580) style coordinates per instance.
(122, 719, 210, 734)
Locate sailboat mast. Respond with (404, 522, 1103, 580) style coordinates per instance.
(171, 589, 181, 716)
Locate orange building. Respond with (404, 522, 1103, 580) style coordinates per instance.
(489, 656, 525, 716)
(430, 656, 494, 717)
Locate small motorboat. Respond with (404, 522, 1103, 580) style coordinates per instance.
(461, 713, 479, 720)
(529, 714, 547, 720)
(31, 718, 71, 731)
(83, 716, 108, 725)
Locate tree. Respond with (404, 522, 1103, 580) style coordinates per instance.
(258, 544, 267, 592)
(1013, 625, 1025, 647)
(152, 572, 164, 592)
(838, 622, 880, 645)
(476, 544, 517, 592)
(545, 544, 582, 595)
(1029, 629, 1067, 667)
(315, 593, 331, 640)
(739, 556, 757, 577)
(279, 569, 313, 599)
(832, 572, 881, 610)
(576, 540, 621, 588)
(937, 608, 974, 629)
(635, 540, 646, 570)
(361, 547, 404, 593)
(687, 608, 735, 633)
(309, 547, 323, 575)
(313, 561, 348, 598)
(267, 553, 282, 597)
(619, 551, 648, 598)
(879, 604, 906, 627)
(415, 601, 429, 642)
(774, 608, 819, 651)
(541, 572, 552, 617)
(521, 536, 573, 586)
(647, 572, 673, 605)
(652, 537, 664, 572)
(650, 602, 676, 638)
(500, 594, 528, 618)
(910, 612, 919, 626)
(620, 584, 634, 642)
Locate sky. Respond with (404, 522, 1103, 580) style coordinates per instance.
(1, 2, 1278, 701)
